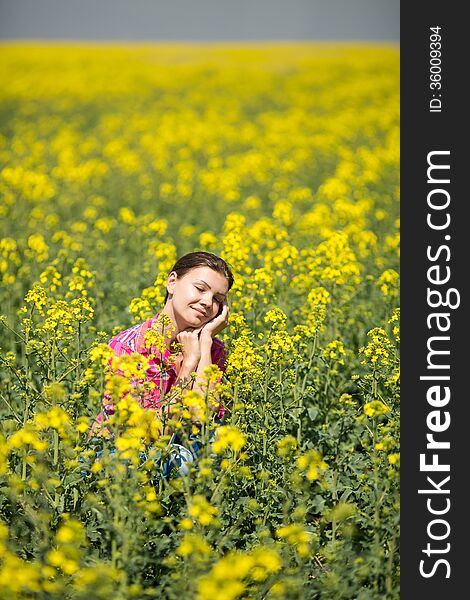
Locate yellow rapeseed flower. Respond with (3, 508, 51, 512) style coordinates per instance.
(188, 495, 218, 526)
(363, 400, 389, 418)
(211, 425, 246, 454)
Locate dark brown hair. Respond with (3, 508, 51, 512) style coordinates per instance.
(164, 251, 234, 303)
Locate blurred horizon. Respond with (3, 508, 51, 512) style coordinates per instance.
(0, 0, 399, 42)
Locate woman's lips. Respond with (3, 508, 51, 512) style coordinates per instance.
(191, 306, 206, 317)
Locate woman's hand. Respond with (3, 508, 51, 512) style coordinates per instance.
(199, 301, 229, 341)
(177, 302, 229, 367)
(176, 328, 203, 371)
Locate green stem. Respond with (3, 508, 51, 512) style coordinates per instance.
(331, 469, 338, 541)
(21, 455, 27, 481)
(210, 454, 242, 505)
(0, 393, 21, 422)
(300, 333, 317, 396)
(231, 382, 239, 427)
(53, 429, 59, 465)
(53, 429, 60, 507)
(278, 363, 285, 430)
(323, 372, 331, 423)
(262, 360, 269, 458)
(385, 531, 397, 594)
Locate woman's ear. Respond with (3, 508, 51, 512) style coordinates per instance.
(166, 271, 177, 296)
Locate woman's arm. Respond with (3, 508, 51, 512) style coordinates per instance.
(156, 328, 201, 424)
(173, 329, 201, 391)
(192, 303, 229, 403)
(163, 303, 229, 423)
(192, 336, 217, 397)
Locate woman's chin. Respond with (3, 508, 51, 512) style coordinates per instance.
(186, 309, 205, 325)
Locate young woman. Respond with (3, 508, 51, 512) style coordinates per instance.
(90, 251, 234, 477)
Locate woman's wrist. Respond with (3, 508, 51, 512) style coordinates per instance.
(181, 358, 199, 374)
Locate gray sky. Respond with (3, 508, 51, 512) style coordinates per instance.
(0, 0, 399, 41)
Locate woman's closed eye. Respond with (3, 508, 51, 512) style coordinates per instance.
(195, 285, 223, 304)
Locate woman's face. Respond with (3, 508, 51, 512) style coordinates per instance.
(166, 266, 229, 328)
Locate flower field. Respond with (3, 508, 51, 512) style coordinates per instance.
(0, 43, 400, 599)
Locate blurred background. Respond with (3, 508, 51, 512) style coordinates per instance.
(0, 0, 399, 41)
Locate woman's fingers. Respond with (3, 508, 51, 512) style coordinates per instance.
(177, 327, 203, 343)
(178, 305, 229, 343)
(219, 303, 229, 324)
